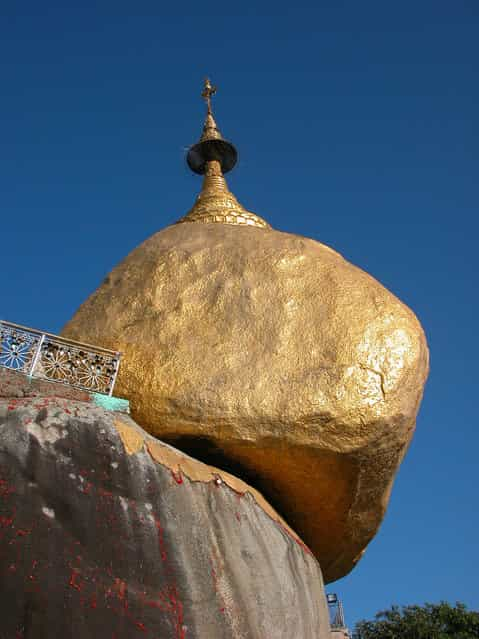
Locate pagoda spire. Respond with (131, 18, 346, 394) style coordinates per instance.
(178, 78, 270, 229)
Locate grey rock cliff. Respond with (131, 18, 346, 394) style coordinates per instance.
(0, 391, 330, 638)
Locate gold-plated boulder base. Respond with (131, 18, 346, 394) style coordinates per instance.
(63, 80, 429, 583)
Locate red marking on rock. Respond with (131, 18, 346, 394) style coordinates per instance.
(135, 621, 147, 632)
(0, 479, 14, 498)
(16, 529, 30, 536)
(114, 578, 128, 602)
(169, 587, 185, 639)
(171, 469, 183, 485)
(154, 518, 168, 562)
(69, 569, 84, 591)
(82, 482, 93, 495)
(147, 586, 184, 638)
(276, 521, 313, 556)
(232, 487, 246, 498)
(0, 514, 15, 527)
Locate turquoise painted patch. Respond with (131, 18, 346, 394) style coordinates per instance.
(92, 393, 130, 413)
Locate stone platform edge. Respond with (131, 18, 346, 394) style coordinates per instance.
(0, 367, 129, 414)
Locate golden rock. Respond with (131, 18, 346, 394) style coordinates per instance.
(63, 220, 428, 581)
(63, 81, 429, 583)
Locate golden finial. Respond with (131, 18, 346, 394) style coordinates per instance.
(179, 78, 271, 229)
(187, 77, 236, 174)
(201, 78, 217, 115)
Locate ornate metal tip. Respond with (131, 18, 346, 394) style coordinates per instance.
(187, 78, 238, 175)
(201, 78, 217, 115)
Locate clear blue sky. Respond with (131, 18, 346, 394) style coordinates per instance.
(1, 0, 477, 629)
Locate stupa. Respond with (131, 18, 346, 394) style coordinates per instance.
(63, 79, 429, 583)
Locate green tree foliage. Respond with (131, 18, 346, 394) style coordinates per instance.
(353, 602, 479, 639)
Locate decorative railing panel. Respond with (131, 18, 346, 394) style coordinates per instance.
(0, 320, 121, 396)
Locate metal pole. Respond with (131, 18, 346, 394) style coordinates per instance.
(108, 352, 122, 396)
(29, 333, 46, 378)
(338, 600, 346, 628)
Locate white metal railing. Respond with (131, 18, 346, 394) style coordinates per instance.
(0, 320, 121, 396)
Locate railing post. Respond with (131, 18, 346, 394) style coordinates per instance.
(108, 353, 121, 396)
(29, 333, 46, 378)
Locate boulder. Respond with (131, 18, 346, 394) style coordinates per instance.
(63, 222, 429, 582)
(0, 391, 330, 638)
